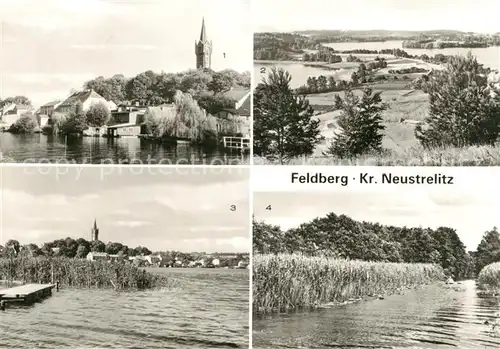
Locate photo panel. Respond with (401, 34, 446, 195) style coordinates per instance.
(252, 186, 500, 348)
(253, 0, 500, 166)
(0, 0, 252, 165)
(0, 166, 250, 348)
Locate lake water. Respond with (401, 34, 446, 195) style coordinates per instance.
(253, 40, 500, 88)
(0, 133, 249, 165)
(253, 280, 500, 349)
(0, 268, 249, 349)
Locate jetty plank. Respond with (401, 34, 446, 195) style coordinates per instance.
(0, 284, 55, 300)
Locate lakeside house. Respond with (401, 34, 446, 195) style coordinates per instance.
(54, 89, 115, 115)
(216, 88, 251, 137)
(39, 100, 61, 118)
(0, 103, 35, 128)
(86, 252, 110, 261)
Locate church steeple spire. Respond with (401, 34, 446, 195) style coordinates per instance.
(200, 17, 207, 41)
(91, 218, 99, 241)
(195, 17, 212, 69)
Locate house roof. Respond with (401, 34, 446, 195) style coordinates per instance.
(223, 88, 250, 103)
(57, 89, 106, 109)
(235, 94, 250, 116)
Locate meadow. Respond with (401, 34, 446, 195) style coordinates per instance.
(0, 256, 176, 290)
(478, 262, 500, 292)
(253, 253, 445, 313)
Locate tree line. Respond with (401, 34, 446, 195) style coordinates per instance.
(254, 214, 500, 280)
(0, 238, 249, 266)
(82, 68, 250, 107)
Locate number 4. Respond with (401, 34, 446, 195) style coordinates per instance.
(265, 205, 272, 211)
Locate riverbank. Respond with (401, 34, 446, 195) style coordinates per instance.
(0, 256, 175, 290)
(253, 253, 445, 313)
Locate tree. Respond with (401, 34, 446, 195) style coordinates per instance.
(86, 102, 111, 127)
(328, 87, 388, 158)
(61, 101, 88, 134)
(415, 53, 500, 148)
(9, 115, 37, 133)
(90, 240, 106, 253)
(253, 68, 322, 163)
(350, 72, 359, 85)
(475, 227, 500, 274)
(76, 244, 89, 258)
(5, 240, 21, 256)
(105, 242, 125, 255)
(0, 96, 31, 108)
(208, 72, 233, 95)
(253, 218, 286, 254)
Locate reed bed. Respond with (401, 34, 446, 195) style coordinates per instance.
(0, 256, 176, 290)
(478, 262, 500, 291)
(253, 253, 445, 313)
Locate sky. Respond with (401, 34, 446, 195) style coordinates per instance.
(0, 166, 250, 253)
(0, 0, 252, 107)
(254, 0, 500, 34)
(254, 189, 500, 251)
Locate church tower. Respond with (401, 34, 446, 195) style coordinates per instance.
(195, 17, 212, 69)
(91, 219, 99, 241)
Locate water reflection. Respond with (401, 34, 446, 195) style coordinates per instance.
(0, 133, 248, 165)
(253, 280, 500, 348)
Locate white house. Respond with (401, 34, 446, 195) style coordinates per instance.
(54, 89, 115, 115)
(86, 251, 109, 261)
(212, 258, 220, 267)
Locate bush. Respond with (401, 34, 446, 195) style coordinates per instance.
(9, 115, 37, 133)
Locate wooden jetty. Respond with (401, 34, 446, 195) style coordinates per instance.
(0, 283, 58, 310)
(223, 136, 250, 153)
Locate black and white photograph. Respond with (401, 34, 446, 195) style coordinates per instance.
(253, 189, 500, 348)
(0, 166, 250, 348)
(253, 0, 500, 165)
(0, 0, 251, 165)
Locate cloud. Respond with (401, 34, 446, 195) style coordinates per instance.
(111, 221, 153, 228)
(187, 226, 247, 232)
(215, 237, 250, 250)
(70, 44, 159, 51)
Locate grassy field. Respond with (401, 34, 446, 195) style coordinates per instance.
(478, 262, 500, 292)
(300, 56, 436, 158)
(253, 253, 445, 313)
(0, 256, 177, 290)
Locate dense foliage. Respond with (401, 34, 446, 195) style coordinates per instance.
(83, 68, 250, 105)
(253, 213, 474, 280)
(416, 53, 500, 148)
(253, 253, 444, 313)
(253, 67, 322, 163)
(477, 262, 500, 291)
(8, 115, 38, 133)
(474, 228, 500, 274)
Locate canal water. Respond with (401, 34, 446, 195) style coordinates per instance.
(253, 280, 500, 349)
(0, 133, 248, 165)
(0, 268, 249, 349)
